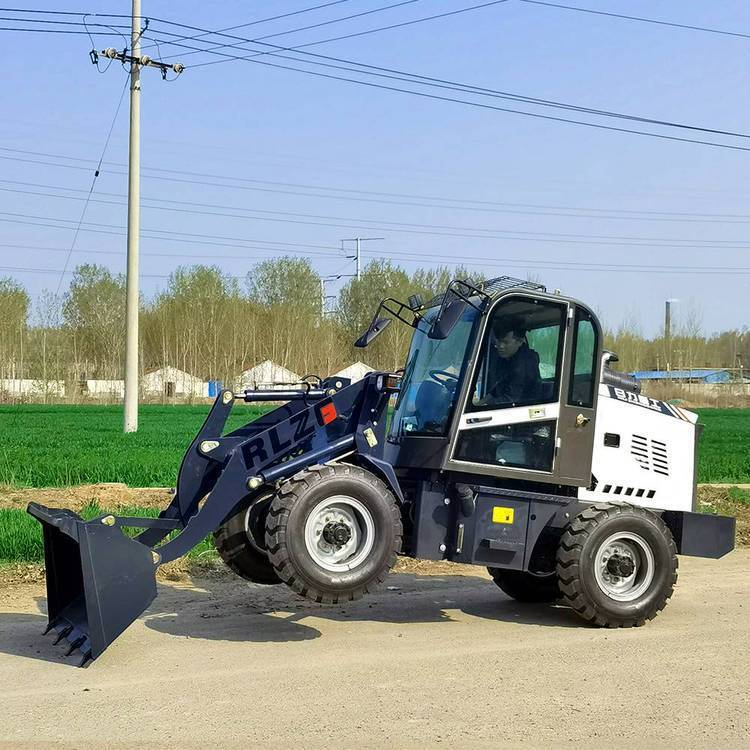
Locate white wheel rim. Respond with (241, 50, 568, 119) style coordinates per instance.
(304, 495, 375, 572)
(593, 531, 655, 602)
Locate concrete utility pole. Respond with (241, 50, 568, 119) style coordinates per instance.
(96, 4, 184, 432)
(664, 298, 678, 374)
(341, 237, 385, 280)
(123, 0, 141, 433)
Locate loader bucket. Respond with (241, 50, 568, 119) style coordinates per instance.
(27, 503, 158, 665)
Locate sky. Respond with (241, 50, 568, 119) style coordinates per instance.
(1, 0, 749, 337)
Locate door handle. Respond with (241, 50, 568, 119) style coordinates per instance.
(575, 413, 591, 428)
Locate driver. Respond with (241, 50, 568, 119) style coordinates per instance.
(479, 316, 541, 407)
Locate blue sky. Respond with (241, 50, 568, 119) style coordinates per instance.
(1, 0, 749, 336)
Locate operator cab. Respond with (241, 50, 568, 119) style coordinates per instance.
(380, 277, 602, 487)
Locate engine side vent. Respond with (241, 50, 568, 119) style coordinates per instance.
(631, 434, 650, 470)
(630, 434, 670, 477)
(601, 484, 656, 499)
(651, 439, 669, 476)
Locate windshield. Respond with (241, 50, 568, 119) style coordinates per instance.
(389, 305, 479, 437)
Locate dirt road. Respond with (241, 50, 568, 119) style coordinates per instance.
(0, 552, 748, 749)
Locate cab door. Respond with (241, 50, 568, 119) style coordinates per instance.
(555, 306, 601, 484)
(445, 294, 569, 484)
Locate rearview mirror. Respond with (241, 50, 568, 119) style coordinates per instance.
(428, 298, 466, 340)
(354, 317, 391, 348)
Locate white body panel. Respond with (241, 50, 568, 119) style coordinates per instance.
(579, 385, 698, 512)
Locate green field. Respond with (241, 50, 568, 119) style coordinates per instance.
(0, 503, 214, 564)
(0, 502, 214, 565)
(0, 403, 268, 488)
(0, 404, 748, 488)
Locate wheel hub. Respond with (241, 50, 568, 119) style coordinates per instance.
(322, 521, 352, 547)
(593, 532, 655, 602)
(606, 553, 635, 578)
(303, 496, 376, 572)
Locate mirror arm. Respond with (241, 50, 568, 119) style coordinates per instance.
(380, 298, 422, 329)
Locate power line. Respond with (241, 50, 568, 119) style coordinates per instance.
(0, 241, 342, 262)
(4, 202, 750, 252)
(0, 8, 131, 17)
(0, 15, 129, 28)
(181, 0, 492, 61)
(6, 146, 750, 223)
(0, 25, 127, 34)
(53, 76, 128, 296)
(140, 13, 750, 144)
(139, 0, 356, 53)
(4, 10, 748, 149)
(138, 33, 750, 151)
(519, 0, 750, 41)
(0, 212, 347, 252)
(254, 0, 428, 42)
(13, 169, 750, 225)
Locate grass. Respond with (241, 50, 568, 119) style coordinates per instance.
(0, 405, 747, 488)
(0, 403, 269, 488)
(0, 503, 215, 565)
(695, 409, 750, 484)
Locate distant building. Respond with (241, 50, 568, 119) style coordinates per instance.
(630, 369, 732, 384)
(0, 379, 66, 397)
(333, 361, 375, 383)
(237, 360, 300, 391)
(142, 366, 206, 398)
(82, 379, 125, 398)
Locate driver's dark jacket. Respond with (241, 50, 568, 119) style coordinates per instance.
(484, 342, 541, 406)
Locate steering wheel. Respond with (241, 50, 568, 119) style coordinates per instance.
(429, 369, 459, 390)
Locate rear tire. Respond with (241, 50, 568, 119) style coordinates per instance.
(265, 464, 402, 604)
(557, 503, 678, 627)
(487, 568, 560, 603)
(213, 494, 281, 585)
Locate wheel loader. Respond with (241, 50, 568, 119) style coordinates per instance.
(28, 276, 735, 664)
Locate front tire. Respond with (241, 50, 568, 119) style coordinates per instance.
(557, 503, 678, 627)
(265, 464, 402, 604)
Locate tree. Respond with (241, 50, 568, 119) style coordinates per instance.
(0, 277, 30, 379)
(246, 258, 323, 376)
(62, 264, 125, 379)
(336, 260, 412, 370)
(143, 265, 243, 385)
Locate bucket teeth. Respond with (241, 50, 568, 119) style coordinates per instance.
(65, 636, 86, 657)
(45, 620, 92, 666)
(53, 625, 73, 645)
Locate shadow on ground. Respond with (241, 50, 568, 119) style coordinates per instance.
(0, 573, 582, 665)
(144, 571, 582, 643)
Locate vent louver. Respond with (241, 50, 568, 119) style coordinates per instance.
(631, 435, 669, 477)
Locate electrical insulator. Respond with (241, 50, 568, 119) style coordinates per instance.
(104, 48, 118, 59)
(172, 63, 185, 74)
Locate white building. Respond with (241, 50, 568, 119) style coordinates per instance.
(82, 379, 125, 398)
(142, 366, 206, 398)
(333, 361, 375, 383)
(237, 360, 300, 391)
(0, 379, 66, 397)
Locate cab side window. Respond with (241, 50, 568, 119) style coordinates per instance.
(568, 309, 597, 408)
(468, 298, 566, 412)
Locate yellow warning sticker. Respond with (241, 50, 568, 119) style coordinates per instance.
(492, 506, 514, 524)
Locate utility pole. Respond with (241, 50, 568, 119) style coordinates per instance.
(123, 0, 141, 433)
(320, 274, 342, 318)
(341, 237, 385, 280)
(94, 4, 184, 432)
(664, 299, 677, 374)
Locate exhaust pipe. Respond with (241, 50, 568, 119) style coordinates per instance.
(28, 503, 159, 666)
